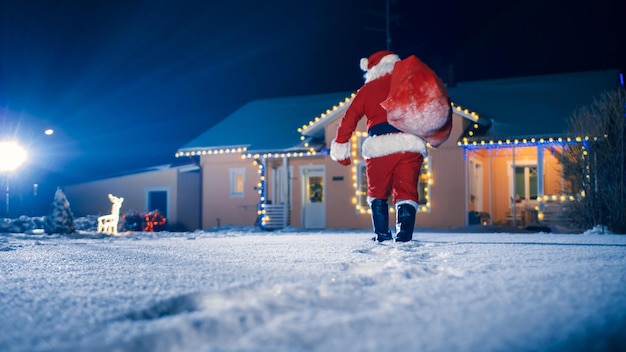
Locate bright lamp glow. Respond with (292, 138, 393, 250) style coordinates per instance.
(0, 141, 28, 171)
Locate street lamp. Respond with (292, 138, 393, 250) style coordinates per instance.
(0, 141, 28, 216)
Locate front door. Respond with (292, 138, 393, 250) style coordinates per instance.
(301, 166, 325, 229)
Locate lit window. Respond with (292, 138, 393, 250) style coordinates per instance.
(230, 168, 245, 198)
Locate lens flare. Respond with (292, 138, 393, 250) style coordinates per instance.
(0, 141, 28, 171)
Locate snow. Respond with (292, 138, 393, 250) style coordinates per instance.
(1, 226, 625, 352)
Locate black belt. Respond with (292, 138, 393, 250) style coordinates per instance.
(368, 122, 402, 136)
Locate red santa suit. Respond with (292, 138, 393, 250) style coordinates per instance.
(330, 51, 428, 242)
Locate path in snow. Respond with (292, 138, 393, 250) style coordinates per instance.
(1, 230, 625, 352)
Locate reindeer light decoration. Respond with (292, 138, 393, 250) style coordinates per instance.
(97, 194, 124, 235)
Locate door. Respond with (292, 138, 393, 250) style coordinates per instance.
(301, 166, 325, 229)
(514, 165, 538, 201)
(148, 190, 168, 218)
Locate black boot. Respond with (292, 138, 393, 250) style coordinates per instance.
(395, 203, 417, 242)
(370, 198, 393, 242)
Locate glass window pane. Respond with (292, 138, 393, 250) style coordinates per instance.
(359, 165, 367, 207)
(229, 168, 245, 198)
(515, 167, 525, 200)
(529, 166, 538, 199)
(418, 162, 428, 205)
(308, 176, 323, 203)
(235, 173, 244, 193)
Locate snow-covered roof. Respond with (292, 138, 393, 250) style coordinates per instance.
(177, 69, 621, 157)
(177, 92, 353, 155)
(448, 69, 620, 140)
(66, 160, 199, 185)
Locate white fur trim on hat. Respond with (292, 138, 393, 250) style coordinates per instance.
(363, 54, 400, 83)
(361, 133, 427, 159)
(360, 58, 369, 71)
(330, 139, 351, 161)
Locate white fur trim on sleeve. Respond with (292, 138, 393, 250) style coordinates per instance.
(361, 133, 427, 159)
(330, 139, 351, 161)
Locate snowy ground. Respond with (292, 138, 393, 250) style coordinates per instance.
(1, 226, 625, 352)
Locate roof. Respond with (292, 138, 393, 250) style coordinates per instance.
(65, 160, 199, 185)
(177, 69, 621, 156)
(448, 69, 620, 140)
(178, 91, 353, 154)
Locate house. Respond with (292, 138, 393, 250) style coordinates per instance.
(178, 69, 620, 231)
(64, 162, 201, 231)
(450, 69, 621, 229)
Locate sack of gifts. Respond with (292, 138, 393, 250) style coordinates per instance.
(381, 55, 452, 148)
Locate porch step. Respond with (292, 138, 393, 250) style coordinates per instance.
(262, 204, 289, 230)
(540, 202, 572, 228)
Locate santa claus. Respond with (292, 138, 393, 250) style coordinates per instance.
(330, 50, 428, 242)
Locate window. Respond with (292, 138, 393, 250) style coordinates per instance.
(417, 161, 429, 206)
(148, 190, 168, 218)
(230, 168, 245, 198)
(514, 165, 538, 200)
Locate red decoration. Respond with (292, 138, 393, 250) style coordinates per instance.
(143, 210, 166, 232)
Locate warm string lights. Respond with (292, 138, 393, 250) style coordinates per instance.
(252, 159, 271, 229)
(143, 211, 167, 232)
(459, 135, 603, 149)
(349, 133, 432, 215)
(241, 150, 325, 160)
(450, 102, 480, 121)
(298, 93, 356, 134)
(421, 158, 432, 212)
(175, 147, 247, 158)
(533, 193, 584, 221)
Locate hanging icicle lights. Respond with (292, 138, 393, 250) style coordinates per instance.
(451, 102, 480, 121)
(241, 150, 325, 159)
(459, 135, 605, 149)
(175, 147, 247, 158)
(298, 94, 355, 134)
(253, 159, 271, 229)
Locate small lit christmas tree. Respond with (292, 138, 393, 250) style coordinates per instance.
(43, 187, 77, 235)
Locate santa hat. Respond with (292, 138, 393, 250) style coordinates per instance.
(360, 50, 400, 83)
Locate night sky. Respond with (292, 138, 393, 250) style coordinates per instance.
(1, 0, 624, 208)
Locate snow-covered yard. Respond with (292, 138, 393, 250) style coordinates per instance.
(1, 226, 625, 352)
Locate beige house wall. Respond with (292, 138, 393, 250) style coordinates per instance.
(418, 114, 469, 228)
(322, 116, 374, 229)
(177, 170, 202, 230)
(544, 148, 564, 195)
(64, 167, 200, 231)
(200, 153, 259, 228)
(324, 156, 373, 229)
(421, 144, 467, 227)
